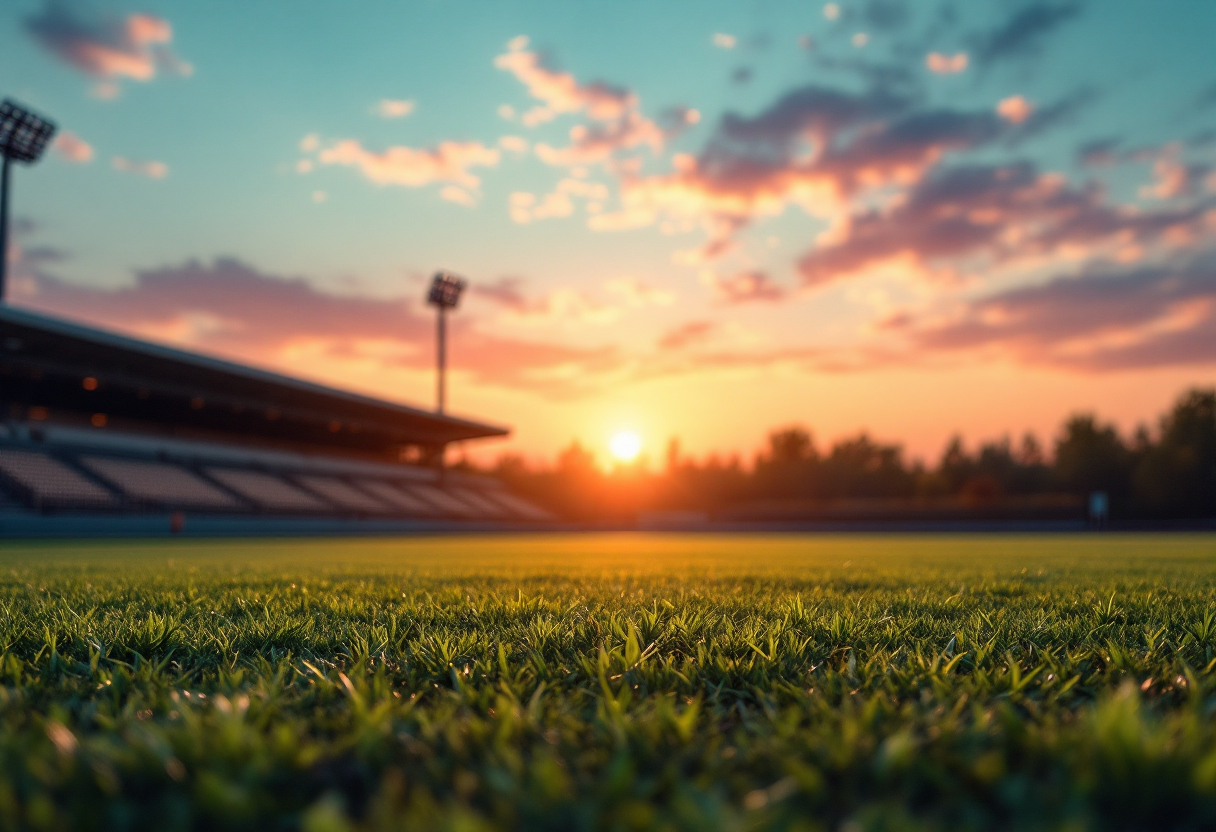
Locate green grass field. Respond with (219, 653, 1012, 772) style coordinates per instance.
(2, 533, 1215, 832)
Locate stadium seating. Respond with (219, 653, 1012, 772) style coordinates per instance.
(356, 480, 438, 515)
(205, 469, 331, 512)
(81, 456, 244, 511)
(404, 483, 480, 517)
(0, 448, 117, 509)
(0, 431, 554, 525)
(445, 485, 513, 519)
(295, 475, 394, 514)
(1, 307, 554, 530)
(482, 489, 555, 521)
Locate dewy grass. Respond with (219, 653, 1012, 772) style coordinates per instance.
(0, 533, 1214, 831)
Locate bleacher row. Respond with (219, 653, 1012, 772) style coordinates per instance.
(0, 446, 551, 522)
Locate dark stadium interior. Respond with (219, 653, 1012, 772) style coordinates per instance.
(0, 306, 549, 532)
(1, 305, 506, 458)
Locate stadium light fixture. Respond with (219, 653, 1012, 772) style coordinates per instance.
(426, 270, 467, 414)
(0, 99, 58, 303)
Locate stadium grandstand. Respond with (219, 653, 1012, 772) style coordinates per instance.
(0, 305, 553, 536)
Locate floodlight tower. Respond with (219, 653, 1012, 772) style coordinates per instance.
(0, 99, 58, 303)
(426, 270, 467, 414)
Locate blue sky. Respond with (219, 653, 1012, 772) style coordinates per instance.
(4, 1, 1215, 463)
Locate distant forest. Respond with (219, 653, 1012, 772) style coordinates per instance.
(462, 388, 1216, 522)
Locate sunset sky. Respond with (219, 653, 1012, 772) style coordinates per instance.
(3, 0, 1215, 467)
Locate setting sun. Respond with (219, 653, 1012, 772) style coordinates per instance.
(609, 431, 642, 463)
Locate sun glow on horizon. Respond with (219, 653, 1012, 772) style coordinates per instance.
(609, 431, 642, 463)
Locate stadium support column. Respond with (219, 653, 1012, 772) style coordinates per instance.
(425, 271, 468, 474)
(0, 154, 9, 302)
(436, 304, 446, 414)
(435, 300, 446, 473)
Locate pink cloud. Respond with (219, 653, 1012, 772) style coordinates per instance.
(997, 95, 1034, 124)
(1138, 144, 1203, 201)
(11, 258, 620, 396)
(498, 135, 530, 153)
(1079, 140, 1212, 202)
(472, 277, 538, 314)
(926, 52, 968, 74)
(535, 113, 666, 167)
(641, 253, 1216, 376)
(590, 85, 1012, 258)
(25, 1, 192, 87)
(374, 99, 415, 119)
(316, 139, 500, 189)
(112, 157, 168, 178)
(509, 178, 609, 223)
(900, 256, 1216, 371)
(796, 162, 1216, 287)
(470, 276, 619, 325)
(496, 40, 697, 171)
(604, 278, 675, 307)
(53, 131, 93, 163)
(494, 37, 635, 125)
(702, 270, 787, 304)
(439, 185, 478, 206)
(659, 321, 717, 350)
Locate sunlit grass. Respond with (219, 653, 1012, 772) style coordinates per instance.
(1, 533, 1214, 831)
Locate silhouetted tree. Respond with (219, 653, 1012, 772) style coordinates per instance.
(766, 427, 815, 464)
(1134, 389, 1216, 518)
(936, 435, 972, 494)
(819, 434, 914, 499)
(1053, 415, 1133, 513)
(753, 427, 818, 498)
(481, 389, 1212, 521)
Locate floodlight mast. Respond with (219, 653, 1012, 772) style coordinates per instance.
(0, 156, 9, 301)
(426, 270, 467, 415)
(0, 99, 58, 303)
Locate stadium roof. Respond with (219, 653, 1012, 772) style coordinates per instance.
(0, 305, 508, 456)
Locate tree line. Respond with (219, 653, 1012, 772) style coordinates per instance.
(467, 388, 1215, 522)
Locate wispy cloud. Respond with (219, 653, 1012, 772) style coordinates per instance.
(701, 270, 787, 304)
(313, 139, 500, 190)
(12, 258, 622, 396)
(509, 178, 609, 223)
(590, 83, 1018, 260)
(604, 278, 676, 307)
(997, 95, 1034, 124)
(498, 135, 530, 154)
(52, 131, 93, 163)
(374, 99, 415, 119)
(112, 156, 168, 178)
(25, 0, 191, 94)
(796, 161, 1215, 288)
(926, 52, 968, 74)
(472, 276, 621, 326)
(495, 36, 635, 126)
(659, 320, 717, 350)
(472, 277, 538, 314)
(1080, 141, 1213, 202)
(496, 37, 697, 169)
(439, 185, 478, 206)
(896, 254, 1216, 370)
(969, 2, 1083, 67)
